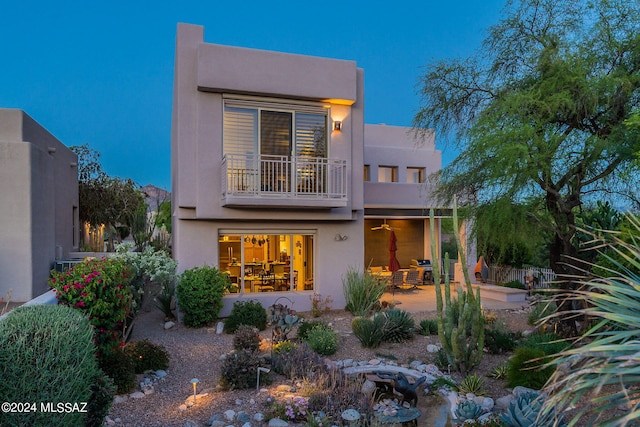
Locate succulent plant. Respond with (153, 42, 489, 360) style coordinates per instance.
(455, 399, 484, 422)
(351, 315, 385, 348)
(500, 391, 565, 427)
(458, 373, 487, 396)
(268, 303, 300, 342)
(381, 308, 415, 343)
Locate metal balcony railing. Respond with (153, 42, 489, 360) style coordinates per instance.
(222, 154, 348, 206)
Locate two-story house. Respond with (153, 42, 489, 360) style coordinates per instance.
(171, 24, 455, 315)
(171, 24, 365, 315)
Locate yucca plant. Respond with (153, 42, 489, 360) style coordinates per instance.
(381, 308, 415, 343)
(342, 267, 387, 316)
(540, 214, 640, 426)
(457, 373, 487, 396)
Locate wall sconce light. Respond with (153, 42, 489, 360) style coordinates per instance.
(333, 120, 342, 132)
(70, 162, 78, 167)
(47, 147, 57, 154)
(335, 234, 348, 241)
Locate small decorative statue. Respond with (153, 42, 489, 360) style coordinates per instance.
(375, 371, 427, 406)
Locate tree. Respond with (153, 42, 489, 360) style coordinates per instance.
(72, 144, 146, 251)
(414, 0, 640, 290)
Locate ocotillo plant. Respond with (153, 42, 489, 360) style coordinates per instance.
(429, 199, 484, 375)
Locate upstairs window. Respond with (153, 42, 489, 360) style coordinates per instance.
(224, 98, 328, 159)
(406, 167, 425, 183)
(378, 166, 398, 183)
(364, 165, 370, 181)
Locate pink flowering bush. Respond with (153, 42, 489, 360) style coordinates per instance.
(266, 396, 310, 421)
(49, 257, 133, 354)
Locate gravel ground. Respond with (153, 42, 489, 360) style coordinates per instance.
(107, 299, 534, 427)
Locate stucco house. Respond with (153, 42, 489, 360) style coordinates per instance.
(0, 109, 79, 302)
(171, 24, 460, 315)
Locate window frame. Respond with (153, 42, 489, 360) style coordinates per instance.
(223, 96, 331, 159)
(378, 165, 398, 183)
(406, 167, 425, 183)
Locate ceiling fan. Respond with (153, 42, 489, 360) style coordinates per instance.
(371, 220, 396, 231)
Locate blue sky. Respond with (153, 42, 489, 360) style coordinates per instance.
(1, 1, 505, 190)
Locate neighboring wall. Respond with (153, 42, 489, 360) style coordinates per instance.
(0, 109, 78, 302)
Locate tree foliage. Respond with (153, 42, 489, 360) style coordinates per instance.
(414, 0, 640, 280)
(72, 144, 146, 250)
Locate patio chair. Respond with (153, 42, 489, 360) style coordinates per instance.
(389, 270, 408, 291)
(391, 271, 416, 291)
(404, 270, 420, 290)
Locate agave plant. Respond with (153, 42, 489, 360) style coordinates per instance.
(488, 363, 508, 380)
(381, 308, 415, 343)
(540, 214, 640, 426)
(455, 399, 484, 422)
(501, 391, 564, 427)
(457, 373, 487, 396)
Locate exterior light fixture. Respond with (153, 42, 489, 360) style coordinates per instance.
(256, 367, 271, 391)
(190, 378, 199, 403)
(333, 120, 342, 132)
(335, 233, 348, 241)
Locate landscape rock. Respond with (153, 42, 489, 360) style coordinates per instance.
(268, 418, 289, 427)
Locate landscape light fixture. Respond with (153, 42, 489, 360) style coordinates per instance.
(190, 378, 199, 404)
(256, 367, 271, 391)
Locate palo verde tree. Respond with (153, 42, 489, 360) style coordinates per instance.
(414, 0, 640, 295)
(72, 144, 146, 251)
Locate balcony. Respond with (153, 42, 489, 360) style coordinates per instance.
(222, 154, 348, 208)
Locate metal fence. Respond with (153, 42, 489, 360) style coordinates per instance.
(488, 266, 556, 289)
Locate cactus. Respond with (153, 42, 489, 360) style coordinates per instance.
(454, 399, 484, 422)
(268, 303, 300, 342)
(500, 391, 565, 427)
(429, 197, 484, 374)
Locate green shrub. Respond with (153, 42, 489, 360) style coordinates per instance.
(343, 267, 387, 316)
(500, 280, 526, 289)
(98, 349, 137, 394)
(219, 349, 269, 390)
(506, 346, 555, 389)
(381, 308, 415, 343)
(518, 332, 568, 355)
(484, 324, 520, 354)
(418, 318, 439, 335)
(124, 339, 170, 374)
(297, 320, 331, 341)
(176, 265, 227, 327)
(0, 305, 110, 427)
(85, 371, 116, 427)
(305, 326, 339, 356)
(351, 315, 386, 348)
(233, 324, 261, 351)
(49, 257, 133, 354)
(223, 300, 267, 333)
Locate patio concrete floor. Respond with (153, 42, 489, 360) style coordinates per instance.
(380, 284, 530, 312)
